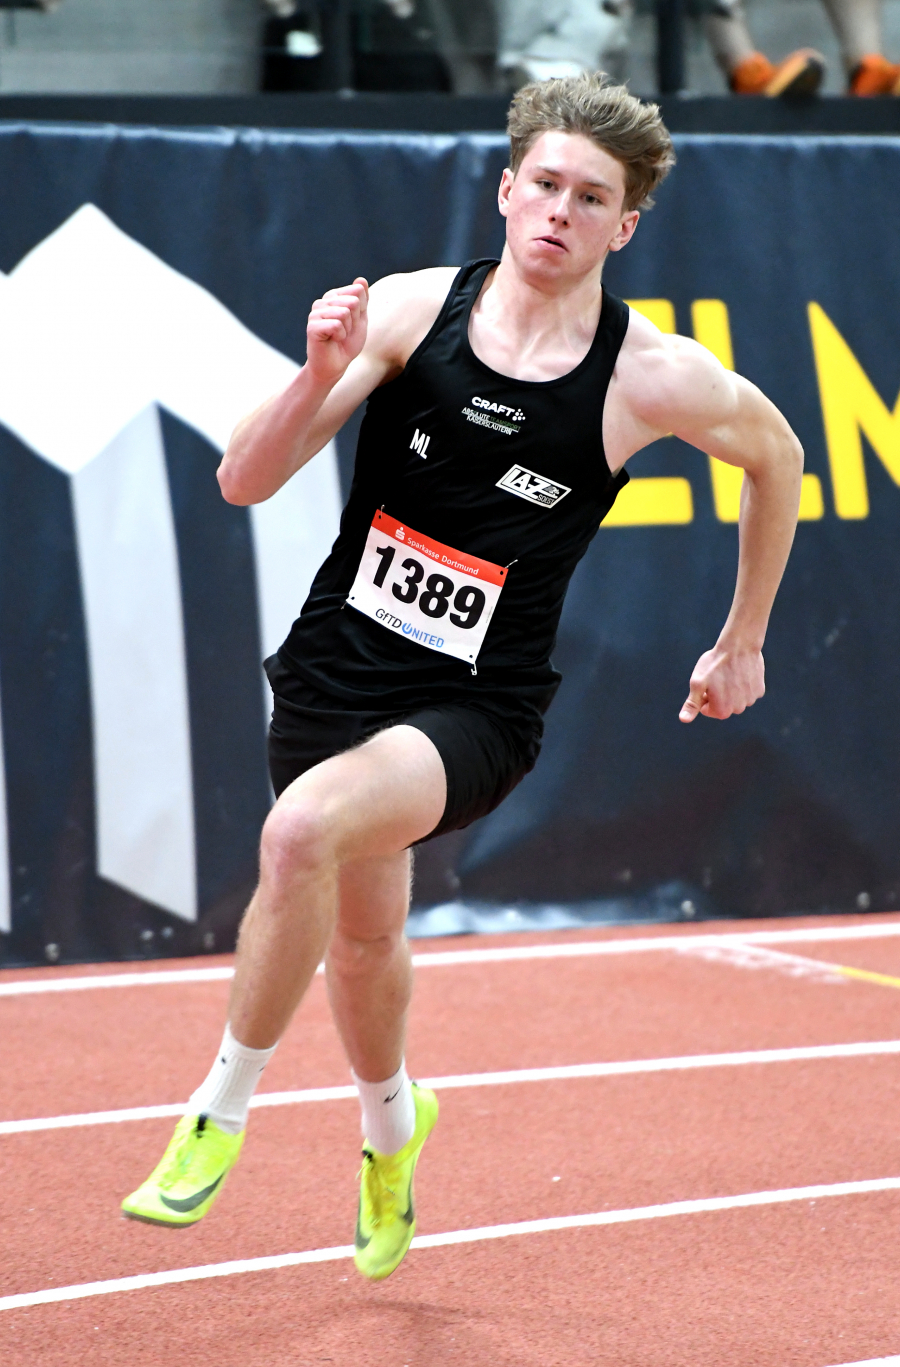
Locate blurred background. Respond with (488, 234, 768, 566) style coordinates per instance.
(0, 0, 898, 99)
(1, 1, 900, 966)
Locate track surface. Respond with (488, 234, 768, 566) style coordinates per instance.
(3, 913, 900, 1366)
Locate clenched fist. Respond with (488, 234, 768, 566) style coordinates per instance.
(680, 643, 765, 722)
(306, 277, 369, 385)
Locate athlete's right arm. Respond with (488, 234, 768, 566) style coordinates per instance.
(217, 269, 453, 505)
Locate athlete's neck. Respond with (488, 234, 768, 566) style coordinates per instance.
(469, 250, 605, 384)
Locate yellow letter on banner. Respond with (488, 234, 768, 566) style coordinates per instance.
(626, 298, 676, 334)
(808, 301, 900, 519)
(693, 299, 823, 522)
(610, 299, 693, 526)
(603, 476, 694, 526)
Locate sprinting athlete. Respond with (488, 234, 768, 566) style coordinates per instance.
(122, 73, 803, 1280)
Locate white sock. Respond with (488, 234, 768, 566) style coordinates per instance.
(352, 1061, 416, 1156)
(187, 1024, 277, 1136)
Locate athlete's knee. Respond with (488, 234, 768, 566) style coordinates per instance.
(260, 800, 335, 883)
(328, 921, 406, 978)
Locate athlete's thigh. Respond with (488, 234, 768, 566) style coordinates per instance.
(273, 723, 447, 862)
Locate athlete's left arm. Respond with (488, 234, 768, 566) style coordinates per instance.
(618, 332, 804, 723)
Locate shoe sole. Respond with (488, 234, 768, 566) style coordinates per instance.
(121, 1208, 197, 1229)
(765, 52, 825, 98)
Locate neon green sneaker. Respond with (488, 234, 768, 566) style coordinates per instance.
(354, 1082, 438, 1281)
(121, 1114, 244, 1227)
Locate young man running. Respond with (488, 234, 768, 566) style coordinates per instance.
(122, 73, 803, 1280)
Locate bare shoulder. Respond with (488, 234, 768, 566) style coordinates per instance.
(603, 306, 745, 468)
(366, 266, 459, 367)
(369, 265, 459, 311)
(614, 308, 736, 431)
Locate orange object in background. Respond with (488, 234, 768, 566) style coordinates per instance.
(850, 53, 900, 95)
(729, 47, 826, 96)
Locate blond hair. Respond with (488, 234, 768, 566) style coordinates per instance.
(507, 72, 675, 212)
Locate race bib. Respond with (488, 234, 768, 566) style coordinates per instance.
(346, 510, 507, 666)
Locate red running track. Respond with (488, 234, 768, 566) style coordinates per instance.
(3, 913, 900, 1366)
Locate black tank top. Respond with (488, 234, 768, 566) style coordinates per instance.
(279, 259, 630, 717)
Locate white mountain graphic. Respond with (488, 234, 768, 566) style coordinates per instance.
(0, 205, 341, 929)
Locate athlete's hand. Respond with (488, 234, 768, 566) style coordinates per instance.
(679, 643, 765, 723)
(306, 278, 369, 386)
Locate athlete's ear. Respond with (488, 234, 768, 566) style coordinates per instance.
(608, 209, 640, 253)
(498, 167, 515, 219)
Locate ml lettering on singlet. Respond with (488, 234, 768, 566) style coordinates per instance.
(346, 510, 507, 665)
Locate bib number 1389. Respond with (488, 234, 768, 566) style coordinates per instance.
(346, 510, 507, 665)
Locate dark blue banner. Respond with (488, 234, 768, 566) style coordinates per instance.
(0, 123, 897, 964)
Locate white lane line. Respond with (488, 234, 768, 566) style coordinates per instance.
(677, 943, 848, 983)
(3, 920, 900, 997)
(0, 1244, 356, 1313)
(0, 1086, 354, 1135)
(0, 966, 235, 996)
(3, 1174, 900, 1313)
(826, 1359, 900, 1366)
(411, 921, 900, 966)
(5, 1038, 900, 1136)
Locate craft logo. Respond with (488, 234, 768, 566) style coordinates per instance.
(496, 464, 571, 508)
(461, 396, 526, 436)
(471, 397, 526, 423)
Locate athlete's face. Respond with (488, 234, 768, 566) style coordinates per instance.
(498, 131, 639, 283)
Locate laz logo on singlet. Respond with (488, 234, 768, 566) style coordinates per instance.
(497, 464, 571, 508)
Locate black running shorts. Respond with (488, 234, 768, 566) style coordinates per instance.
(264, 655, 542, 842)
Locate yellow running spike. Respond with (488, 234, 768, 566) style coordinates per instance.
(354, 1083, 438, 1281)
(121, 1113, 245, 1227)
